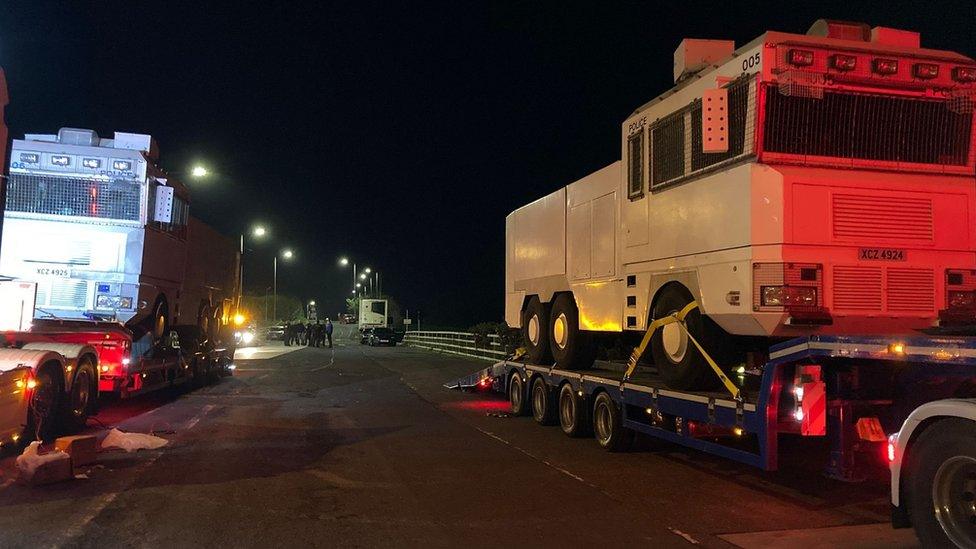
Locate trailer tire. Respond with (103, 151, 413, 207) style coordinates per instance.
(531, 377, 557, 425)
(150, 297, 170, 342)
(650, 285, 724, 390)
(550, 293, 595, 370)
(906, 418, 976, 548)
(198, 301, 212, 337)
(558, 383, 590, 437)
(522, 298, 552, 365)
(508, 372, 529, 416)
(592, 392, 633, 452)
(61, 358, 95, 433)
(27, 366, 62, 443)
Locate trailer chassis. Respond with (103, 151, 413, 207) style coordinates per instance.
(461, 335, 976, 482)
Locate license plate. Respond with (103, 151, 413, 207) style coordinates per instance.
(859, 248, 906, 261)
(35, 265, 71, 277)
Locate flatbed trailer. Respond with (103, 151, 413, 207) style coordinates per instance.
(454, 334, 976, 545)
(460, 335, 976, 482)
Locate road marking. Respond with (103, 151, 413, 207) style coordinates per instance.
(184, 404, 215, 431)
(55, 402, 219, 546)
(473, 426, 592, 486)
(309, 348, 336, 372)
(718, 522, 917, 548)
(669, 528, 700, 545)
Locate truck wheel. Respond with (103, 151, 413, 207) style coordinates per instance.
(210, 304, 224, 342)
(550, 294, 595, 370)
(907, 418, 976, 548)
(522, 298, 552, 365)
(508, 372, 529, 416)
(558, 383, 590, 437)
(592, 392, 633, 452)
(61, 359, 95, 432)
(150, 298, 169, 342)
(27, 368, 62, 442)
(531, 377, 557, 425)
(650, 285, 719, 390)
(198, 302, 212, 336)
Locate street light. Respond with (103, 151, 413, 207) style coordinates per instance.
(191, 166, 208, 178)
(338, 257, 349, 267)
(238, 224, 269, 309)
(274, 248, 294, 320)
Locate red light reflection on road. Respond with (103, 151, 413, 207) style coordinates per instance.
(441, 398, 510, 413)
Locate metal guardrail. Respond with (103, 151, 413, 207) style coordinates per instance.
(403, 331, 509, 362)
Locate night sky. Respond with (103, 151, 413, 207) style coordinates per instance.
(1, 2, 973, 328)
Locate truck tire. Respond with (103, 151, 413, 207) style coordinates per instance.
(27, 367, 62, 443)
(531, 377, 557, 425)
(508, 371, 529, 416)
(150, 297, 169, 342)
(61, 358, 95, 433)
(906, 418, 976, 548)
(522, 297, 552, 365)
(592, 392, 633, 452)
(650, 285, 723, 390)
(198, 301, 212, 337)
(550, 293, 595, 370)
(558, 383, 590, 437)
(211, 304, 224, 343)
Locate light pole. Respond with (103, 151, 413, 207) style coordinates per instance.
(274, 248, 294, 321)
(239, 225, 268, 309)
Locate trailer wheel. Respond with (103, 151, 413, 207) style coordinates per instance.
(531, 377, 557, 425)
(508, 372, 529, 416)
(27, 367, 62, 443)
(150, 297, 170, 342)
(558, 383, 590, 437)
(907, 418, 976, 548)
(650, 285, 724, 390)
(549, 294, 595, 370)
(522, 297, 552, 365)
(198, 301, 212, 337)
(61, 359, 95, 432)
(592, 392, 633, 452)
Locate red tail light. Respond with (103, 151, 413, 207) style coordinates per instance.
(830, 54, 857, 71)
(953, 67, 976, 83)
(873, 58, 899, 75)
(788, 49, 814, 67)
(913, 63, 939, 80)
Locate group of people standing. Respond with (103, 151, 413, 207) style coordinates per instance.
(284, 319, 333, 348)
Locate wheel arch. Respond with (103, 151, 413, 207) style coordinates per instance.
(892, 401, 976, 508)
(649, 280, 697, 319)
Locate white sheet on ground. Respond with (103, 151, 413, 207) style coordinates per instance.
(16, 441, 70, 476)
(101, 428, 169, 452)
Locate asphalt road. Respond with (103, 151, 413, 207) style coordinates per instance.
(0, 325, 919, 548)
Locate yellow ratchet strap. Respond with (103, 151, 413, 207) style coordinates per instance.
(623, 300, 740, 401)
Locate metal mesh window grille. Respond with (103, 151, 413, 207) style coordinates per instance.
(651, 75, 757, 190)
(691, 77, 754, 170)
(651, 114, 685, 187)
(5, 173, 141, 222)
(627, 130, 644, 198)
(762, 87, 974, 168)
